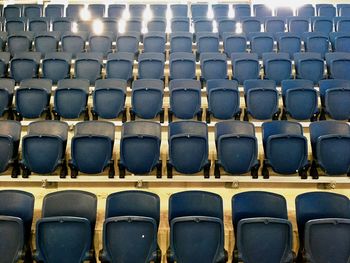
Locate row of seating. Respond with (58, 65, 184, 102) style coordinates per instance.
(1, 189, 349, 262)
(1, 119, 349, 179)
(2, 3, 350, 20)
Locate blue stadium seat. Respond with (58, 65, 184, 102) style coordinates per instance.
(171, 18, 190, 33)
(170, 4, 188, 18)
(249, 32, 274, 59)
(14, 79, 52, 121)
(129, 4, 146, 19)
(106, 52, 134, 82)
(102, 19, 118, 36)
(45, 4, 64, 19)
(143, 32, 166, 53)
(21, 120, 68, 177)
(100, 191, 161, 262)
(150, 4, 167, 18)
(309, 121, 350, 178)
(34, 32, 60, 55)
(200, 52, 227, 82)
(262, 52, 292, 85)
(294, 52, 325, 84)
(28, 18, 49, 32)
(6, 18, 26, 35)
(196, 32, 219, 59)
(125, 19, 142, 32)
(77, 21, 93, 34)
(169, 52, 196, 80)
(223, 33, 247, 57)
(42, 52, 71, 84)
(53, 79, 90, 120)
(4, 5, 21, 19)
(206, 80, 240, 122)
(147, 18, 166, 32)
(214, 121, 259, 177)
(131, 79, 164, 122)
(288, 17, 310, 37)
(88, 4, 105, 18)
(253, 4, 272, 17)
(191, 4, 208, 20)
(0, 79, 15, 118)
(7, 31, 34, 56)
(232, 191, 293, 263)
(89, 33, 113, 57)
(231, 52, 260, 85)
(217, 19, 237, 39)
(326, 52, 350, 80)
(118, 122, 162, 177)
(194, 18, 214, 35)
(169, 32, 193, 53)
(92, 79, 127, 121)
(330, 32, 350, 52)
(212, 4, 229, 20)
(264, 17, 285, 35)
(116, 32, 140, 56)
(24, 4, 42, 18)
(311, 16, 333, 34)
(10, 52, 41, 83)
(296, 192, 350, 262)
(0, 190, 34, 262)
(0, 121, 21, 177)
(107, 4, 126, 18)
(233, 4, 251, 18)
(35, 190, 97, 262)
(241, 17, 261, 34)
(0, 52, 10, 78)
(69, 122, 115, 177)
(167, 191, 227, 263)
(275, 6, 293, 17)
(66, 4, 84, 19)
(303, 32, 329, 58)
(138, 52, 165, 80)
(168, 79, 202, 122)
(61, 31, 88, 57)
(276, 33, 302, 58)
(52, 18, 72, 35)
(319, 79, 350, 120)
(296, 4, 315, 17)
(281, 79, 318, 121)
(262, 121, 309, 178)
(243, 79, 279, 121)
(334, 17, 350, 32)
(337, 4, 350, 16)
(74, 52, 103, 84)
(316, 4, 336, 17)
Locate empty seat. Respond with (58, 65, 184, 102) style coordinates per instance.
(167, 191, 227, 262)
(42, 52, 72, 84)
(106, 52, 134, 82)
(53, 79, 90, 120)
(0, 190, 34, 262)
(35, 190, 97, 262)
(217, 19, 237, 39)
(223, 33, 247, 57)
(200, 52, 227, 81)
(138, 52, 165, 80)
(6, 18, 26, 35)
(253, 4, 272, 17)
(196, 32, 219, 59)
(337, 4, 350, 16)
(241, 17, 261, 34)
(233, 4, 251, 18)
(312, 17, 333, 34)
(4, 5, 21, 19)
(169, 32, 193, 53)
(212, 4, 229, 20)
(0, 121, 21, 177)
(169, 52, 196, 80)
(316, 4, 336, 17)
(171, 18, 190, 33)
(231, 53, 260, 85)
(92, 79, 127, 121)
(147, 18, 166, 32)
(281, 79, 318, 121)
(206, 80, 241, 122)
(23, 4, 41, 18)
(89, 33, 113, 57)
(275, 6, 293, 17)
(296, 192, 350, 263)
(131, 79, 164, 122)
(281, 34, 303, 57)
(107, 4, 126, 18)
(262, 121, 309, 178)
(7, 31, 34, 56)
(74, 52, 103, 84)
(150, 4, 167, 18)
(34, 32, 60, 55)
(167, 121, 210, 177)
(45, 4, 64, 19)
(69, 121, 115, 177)
(52, 18, 72, 34)
(28, 18, 49, 33)
(243, 79, 279, 121)
(102, 19, 118, 36)
(170, 4, 188, 18)
(118, 122, 162, 177)
(232, 191, 293, 263)
(191, 4, 208, 20)
(116, 32, 140, 55)
(66, 4, 84, 19)
(330, 32, 350, 52)
(214, 121, 259, 177)
(125, 19, 142, 33)
(288, 17, 310, 37)
(262, 52, 292, 85)
(14, 79, 52, 121)
(194, 18, 214, 35)
(129, 4, 146, 19)
(297, 4, 315, 17)
(334, 17, 350, 32)
(88, 4, 105, 18)
(303, 32, 329, 58)
(21, 120, 68, 177)
(61, 32, 87, 57)
(143, 32, 166, 53)
(168, 79, 202, 122)
(326, 52, 350, 80)
(249, 32, 274, 59)
(264, 17, 285, 35)
(309, 121, 350, 178)
(10, 52, 41, 83)
(0, 52, 10, 78)
(319, 79, 350, 120)
(100, 191, 161, 262)
(0, 79, 15, 118)
(294, 52, 325, 84)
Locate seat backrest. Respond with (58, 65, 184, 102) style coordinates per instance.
(262, 121, 303, 143)
(74, 121, 115, 141)
(0, 216, 24, 263)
